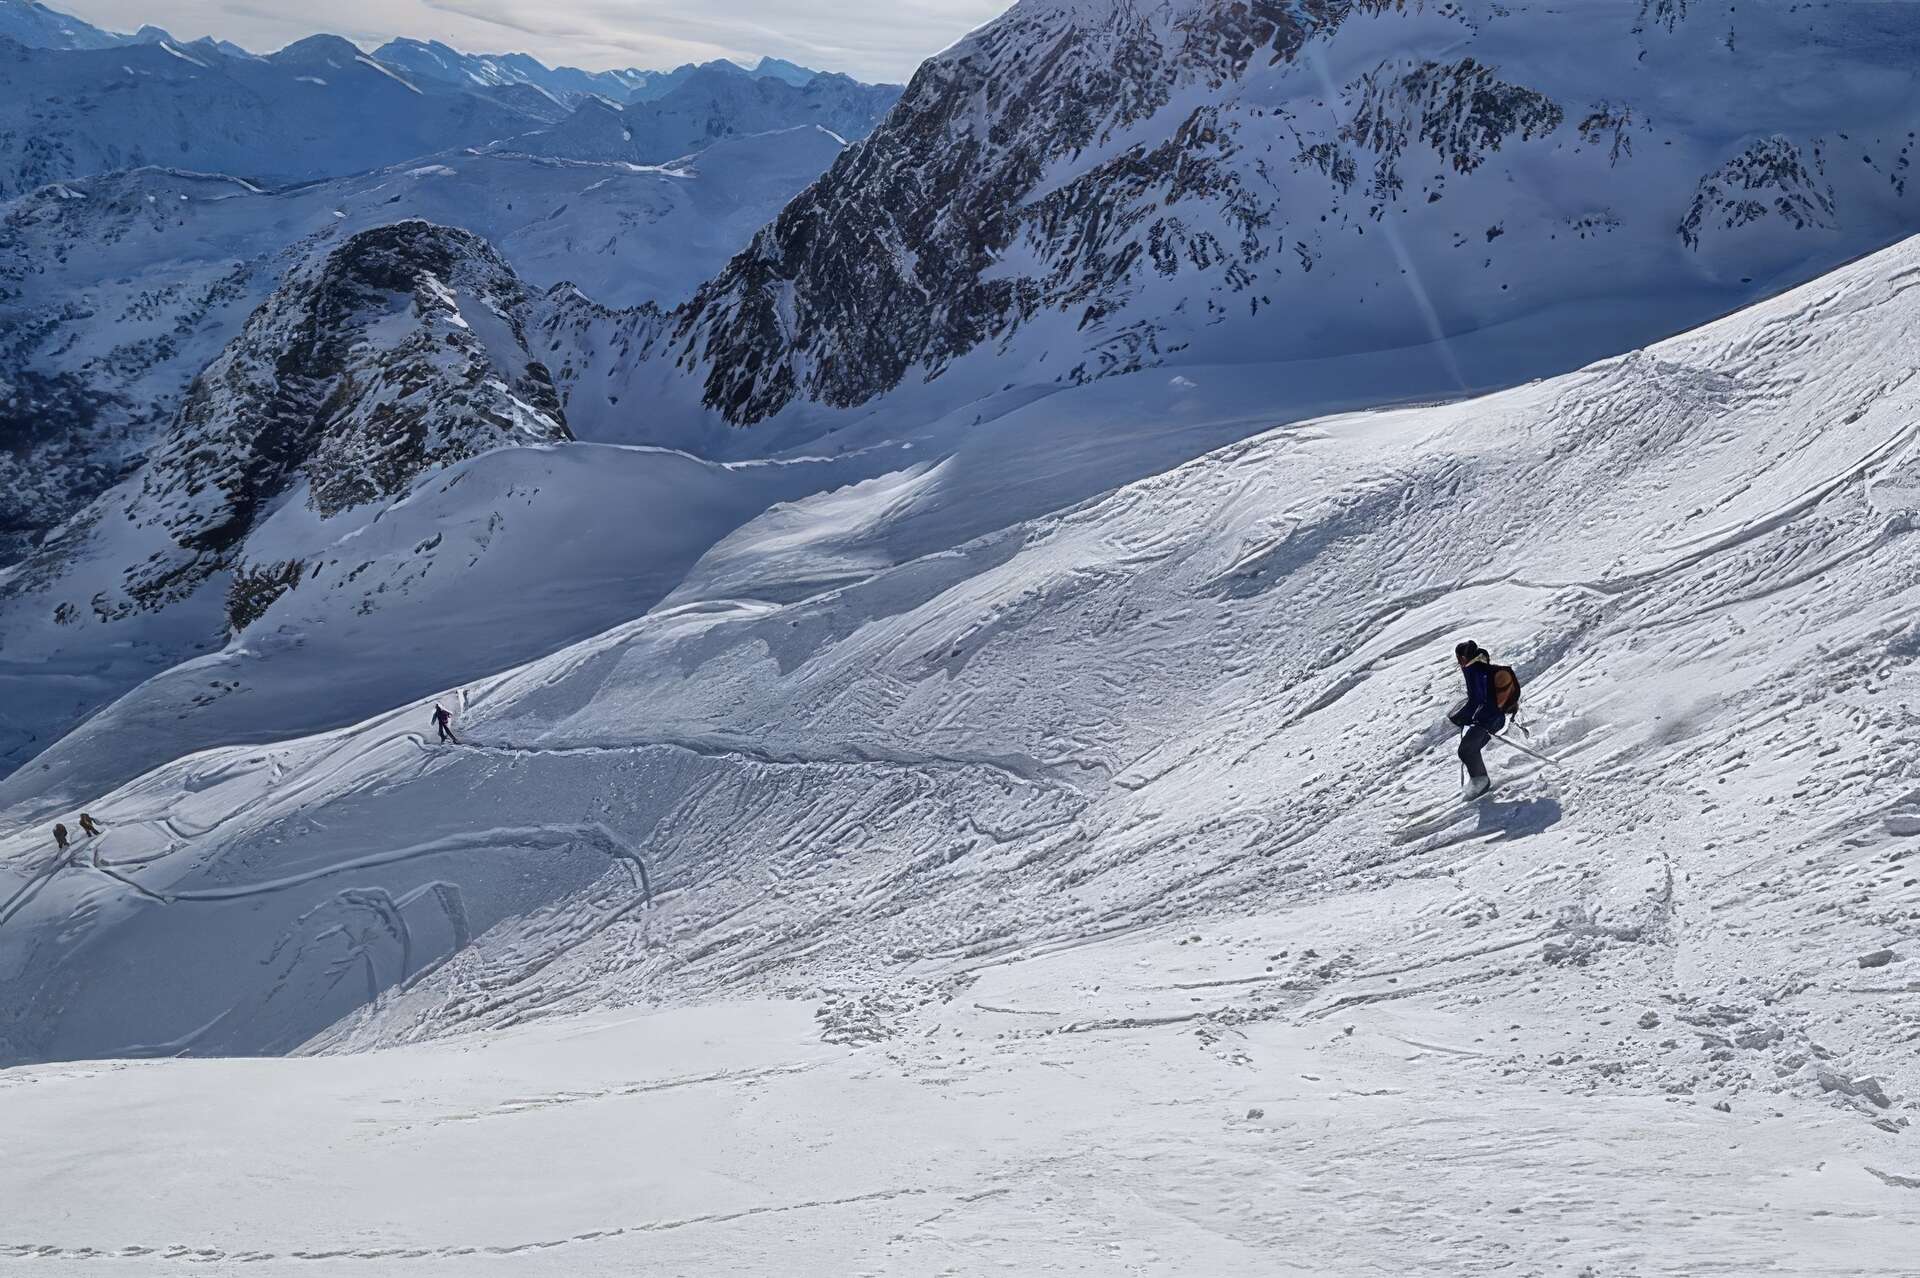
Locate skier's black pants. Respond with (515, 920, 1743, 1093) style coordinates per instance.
(437, 723, 457, 744)
(1458, 725, 1492, 781)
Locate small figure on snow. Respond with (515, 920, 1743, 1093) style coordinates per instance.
(52, 822, 70, 852)
(431, 702, 459, 745)
(78, 813, 102, 838)
(1447, 640, 1521, 799)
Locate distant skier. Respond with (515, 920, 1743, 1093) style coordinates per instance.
(52, 822, 69, 853)
(431, 703, 459, 745)
(78, 813, 102, 838)
(1447, 640, 1521, 799)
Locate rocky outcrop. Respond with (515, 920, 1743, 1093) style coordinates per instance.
(119, 221, 569, 610)
(1678, 136, 1836, 249)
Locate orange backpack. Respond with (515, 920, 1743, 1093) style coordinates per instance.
(1490, 664, 1522, 717)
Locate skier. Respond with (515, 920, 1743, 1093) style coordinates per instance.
(1447, 639, 1509, 799)
(431, 702, 458, 745)
(78, 813, 102, 838)
(52, 822, 69, 853)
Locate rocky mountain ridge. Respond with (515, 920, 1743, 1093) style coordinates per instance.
(0, 6, 903, 202)
(122, 221, 570, 613)
(641, 0, 1920, 426)
(4, 220, 568, 627)
(371, 38, 851, 107)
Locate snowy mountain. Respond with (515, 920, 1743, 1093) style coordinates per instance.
(370, 37, 656, 105)
(0, 0, 121, 48)
(752, 55, 827, 88)
(640, 0, 1920, 427)
(512, 63, 903, 166)
(0, 127, 848, 565)
(3, 229, 1918, 1269)
(371, 40, 850, 106)
(138, 220, 570, 567)
(622, 56, 837, 101)
(0, 3, 897, 199)
(0, 0, 251, 54)
(0, 33, 550, 200)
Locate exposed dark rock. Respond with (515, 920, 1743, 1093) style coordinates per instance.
(112, 220, 569, 611)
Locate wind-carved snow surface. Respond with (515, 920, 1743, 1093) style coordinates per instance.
(3, 234, 1920, 1271)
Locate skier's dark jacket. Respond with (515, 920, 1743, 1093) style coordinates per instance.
(1449, 657, 1506, 733)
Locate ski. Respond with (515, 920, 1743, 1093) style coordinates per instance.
(1390, 783, 1499, 844)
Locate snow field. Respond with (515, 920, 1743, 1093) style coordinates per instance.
(1, 935, 1911, 1273)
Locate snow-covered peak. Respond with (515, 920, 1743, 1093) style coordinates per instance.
(0, 34, 555, 200)
(266, 32, 365, 68)
(752, 54, 820, 86)
(503, 64, 901, 166)
(366, 36, 861, 109)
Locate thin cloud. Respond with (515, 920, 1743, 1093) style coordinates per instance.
(53, 0, 1007, 81)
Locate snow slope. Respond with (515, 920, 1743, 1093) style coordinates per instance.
(3, 985, 1913, 1274)
(4, 219, 1919, 1276)
(3, 223, 1916, 1080)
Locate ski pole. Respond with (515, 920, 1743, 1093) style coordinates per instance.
(1493, 733, 1563, 768)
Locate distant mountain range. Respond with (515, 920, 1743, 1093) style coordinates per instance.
(0, 0, 242, 55)
(509, 62, 902, 166)
(371, 37, 837, 106)
(0, 3, 903, 560)
(0, 0, 889, 105)
(0, 2, 903, 200)
(0, 4, 898, 565)
(0, 33, 548, 200)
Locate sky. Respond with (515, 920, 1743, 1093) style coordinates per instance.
(53, 0, 1011, 81)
